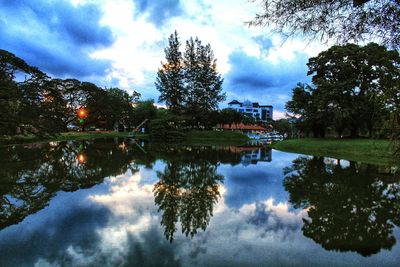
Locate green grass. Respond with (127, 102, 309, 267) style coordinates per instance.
(272, 138, 395, 165)
(184, 130, 249, 146)
(0, 131, 133, 145)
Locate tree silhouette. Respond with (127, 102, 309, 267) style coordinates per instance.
(248, 0, 400, 49)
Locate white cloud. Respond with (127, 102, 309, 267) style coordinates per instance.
(76, 0, 328, 106)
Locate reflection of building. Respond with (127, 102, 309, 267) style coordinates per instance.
(226, 146, 272, 166)
(228, 100, 273, 123)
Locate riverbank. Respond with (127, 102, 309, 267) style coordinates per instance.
(0, 131, 134, 145)
(272, 138, 395, 165)
(184, 130, 249, 145)
(0, 130, 249, 146)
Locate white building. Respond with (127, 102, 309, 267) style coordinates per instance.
(228, 100, 273, 124)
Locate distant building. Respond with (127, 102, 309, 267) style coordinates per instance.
(228, 100, 273, 123)
(225, 145, 272, 165)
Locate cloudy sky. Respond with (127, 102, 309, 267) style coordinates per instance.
(0, 0, 328, 118)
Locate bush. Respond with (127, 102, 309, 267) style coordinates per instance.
(149, 115, 186, 142)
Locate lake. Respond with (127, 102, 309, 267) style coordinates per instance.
(0, 138, 399, 267)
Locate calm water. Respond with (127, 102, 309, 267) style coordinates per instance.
(0, 138, 399, 267)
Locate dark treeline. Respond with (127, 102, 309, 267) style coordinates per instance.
(282, 43, 400, 139)
(1, 45, 260, 141)
(0, 49, 141, 136)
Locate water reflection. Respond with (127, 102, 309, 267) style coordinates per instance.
(154, 160, 223, 242)
(283, 156, 400, 256)
(1, 140, 400, 266)
(0, 139, 138, 230)
(0, 141, 269, 236)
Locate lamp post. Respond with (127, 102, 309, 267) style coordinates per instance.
(77, 108, 88, 132)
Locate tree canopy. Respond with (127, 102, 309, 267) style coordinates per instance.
(286, 43, 400, 138)
(249, 0, 400, 49)
(155, 31, 225, 129)
(0, 49, 140, 136)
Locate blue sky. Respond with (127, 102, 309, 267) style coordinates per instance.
(0, 0, 327, 118)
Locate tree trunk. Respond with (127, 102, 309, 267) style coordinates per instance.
(350, 128, 358, 138)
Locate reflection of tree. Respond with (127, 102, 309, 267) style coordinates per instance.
(0, 139, 138, 230)
(283, 156, 400, 256)
(153, 156, 223, 242)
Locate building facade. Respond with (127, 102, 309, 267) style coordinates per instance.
(228, 100, 273, 123)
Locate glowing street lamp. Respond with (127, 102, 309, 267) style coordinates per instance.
(77, 108, 87, 118)
(77, 108, 88, 131)
(77, 153, 87, 164)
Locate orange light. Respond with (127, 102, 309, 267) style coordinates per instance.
(77, 108, 87, 118)
(77, 153, 87, 164)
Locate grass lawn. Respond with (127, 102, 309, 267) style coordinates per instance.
(184, 130, 249, 146)
(272, 138, 396, 165)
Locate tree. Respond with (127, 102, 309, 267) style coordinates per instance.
(132, 100, 158, 132)
(156, 32, 225, 129)
(0, 49, 139, 136)
(286, 83, 330, 137)
(0, 49, 64, 136)
(248, 0, 400, 49)
(287, 43, 400, 138)
(155, 31, 185, 114)
(308, 43, 399, 137)
(217, 108, 250, 127)
(183, 37, 225, 128)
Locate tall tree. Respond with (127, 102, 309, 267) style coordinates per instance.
(287, 43, 400, 138)
(0, 49, 64, 136)
(155, 31, 185, 114)
(248, 0, 400, 49)
(307, 43, 399, 137)
(183, 37, 225, 128)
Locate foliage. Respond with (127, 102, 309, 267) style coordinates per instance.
(0, 49, 64, 136)
(0, 49, 140, 136)
(183, 37, 225, 127)
(155, 31, 225, 128)
(248, 0, 400, 49)
(148, 113, 187, 142)
(287, 43, 400, 138)
(155, 31, 185, 113)
(272, 118, 297, 137)
(217, 108, 247, 126)
(132, 100, 158, 131)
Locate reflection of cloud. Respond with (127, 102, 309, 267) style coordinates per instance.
(90, 171, 154, 217)
(86, 165, 310, 266)
(2, 161, 399, 266)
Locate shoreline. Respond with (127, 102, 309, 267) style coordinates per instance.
(271, 138, 396, 166)
(2, 132, 397, 166)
